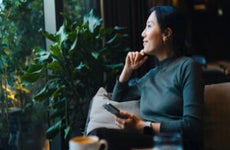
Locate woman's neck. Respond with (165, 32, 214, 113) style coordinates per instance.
(155, 49, 174, 61)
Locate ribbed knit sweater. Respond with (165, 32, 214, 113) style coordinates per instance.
(112, 56, 204, 145)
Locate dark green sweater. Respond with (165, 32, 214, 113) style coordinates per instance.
(112, 56, 204, 143)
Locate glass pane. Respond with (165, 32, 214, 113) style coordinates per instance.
(63, 0, 97, 21)
(0, 0, 45, 149)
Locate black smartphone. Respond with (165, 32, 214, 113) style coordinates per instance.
(102, 102, 127, 118)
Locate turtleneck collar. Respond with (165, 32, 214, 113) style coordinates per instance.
(156, 55, 177, 68)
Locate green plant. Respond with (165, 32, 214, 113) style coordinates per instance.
(22, 10, 128, 145)
(63, 0, 85, 21)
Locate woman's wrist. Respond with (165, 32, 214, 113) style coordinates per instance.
(151, 122, 160, 134)
(119, 66, 133, 82)
(143, 121, 153, 135)
(140, 121, 160, 135)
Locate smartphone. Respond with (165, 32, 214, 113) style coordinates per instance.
(102, 102, 127, 119)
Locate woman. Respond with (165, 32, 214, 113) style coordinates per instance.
(90, 5, 204, 150)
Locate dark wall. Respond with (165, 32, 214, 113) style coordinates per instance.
(185, 0, 230, 61)
(102, 0, 230, 61)
(187, 1, 230, 60)
(103, 0, 148, 51)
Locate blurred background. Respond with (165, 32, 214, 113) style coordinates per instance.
(0, 0, 229, 150)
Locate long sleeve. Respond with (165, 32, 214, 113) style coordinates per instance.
(112, 77, 141, 102)
(160, 60, 204, 142)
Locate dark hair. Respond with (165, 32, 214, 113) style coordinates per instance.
(150, 6, 187, 56)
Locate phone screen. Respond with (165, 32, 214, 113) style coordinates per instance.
(103, 102, 120, 115)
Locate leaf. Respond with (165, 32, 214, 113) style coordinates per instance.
(50, 98, 65, 110)
(49, 107, 65, 120)
(69, 34, 78, 51)
(40, 28, 57, 42)
(37, 52, 50, 63)
(105, 63, 124, 69)
(99, 28, 113, 37)
(46, 120, 62, 139)
(33, 86, 49, 102)
(50, 44, 62, 58)
(50, 88, 65, 105)
(33, 48, 50, 63)
(106, 33, 124, 44)
(75, 62, 85, 70)
(47, 59, 63, 72)
(60, 12, 71, 29)
(64, 126, 71, 139)
(3, 48, 12, 55)
(114, 26, 127, 30)
(91, 52, 99, 59)
(83, 9, 102, 32)
(21, 64, 44, 82)
(56, 25, 68, 44)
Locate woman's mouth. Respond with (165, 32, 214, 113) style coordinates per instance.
(143, 41, 148, 46)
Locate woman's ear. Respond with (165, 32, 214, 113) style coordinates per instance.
(162, 27, 173, 42)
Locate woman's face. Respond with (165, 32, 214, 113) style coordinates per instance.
(141, 12, 164, 55)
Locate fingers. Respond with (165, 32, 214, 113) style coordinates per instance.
(115, 117, 125, 128)
(127, 52, 137, 65)
(129, 52, 135, 65)
(133, 51, 143, 64)
(140, 49, 146, 56)
(134, 52, 142, 63)
(114, 111, 134, 129)
(114, 111, 144, 131)
(127, 51, 148, 65)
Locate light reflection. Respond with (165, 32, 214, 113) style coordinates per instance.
(218, 8, 223, 16)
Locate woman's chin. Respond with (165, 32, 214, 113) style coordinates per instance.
(142, 49, 151, 55)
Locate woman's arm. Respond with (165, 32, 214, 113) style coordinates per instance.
(160, 60, 204, 140)
(119, 50, 148, 82)
(112, 51, 148, 102)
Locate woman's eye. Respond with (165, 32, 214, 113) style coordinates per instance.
(147, 24, 152, 28)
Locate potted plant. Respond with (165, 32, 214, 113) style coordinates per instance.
(22, 10, 128, 147)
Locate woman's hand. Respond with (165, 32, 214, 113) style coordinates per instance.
(119, 50, 148, 82)
(125, 50, 148, 71)
(113, 111, 145, 133)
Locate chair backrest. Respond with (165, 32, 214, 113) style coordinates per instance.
(203, 70, 229, 85)
(204, 82, 230, 150)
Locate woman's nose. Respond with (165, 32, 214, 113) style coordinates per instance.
(141, 29, 146, 37)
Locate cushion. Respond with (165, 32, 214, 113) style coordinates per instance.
(85, 87, 140, 135)
(204, 82, 230, 150)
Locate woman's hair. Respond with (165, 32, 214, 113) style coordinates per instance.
(150, 6, 187, 56)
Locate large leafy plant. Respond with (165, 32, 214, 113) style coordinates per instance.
(22, 10, 128, 143)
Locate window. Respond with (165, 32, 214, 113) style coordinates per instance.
(0, 0, 45, 148)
